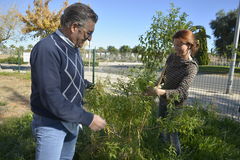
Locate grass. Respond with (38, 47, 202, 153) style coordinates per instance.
(0, 71, 31, 80)
(0, 114, 35, 160)
(199, 65, 240, 75)
(0, 108, 239, 160)
(0, 101, 7, 106)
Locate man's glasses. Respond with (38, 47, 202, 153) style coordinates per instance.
(76, 23, 94, 39)
(173, 42, 188, 48)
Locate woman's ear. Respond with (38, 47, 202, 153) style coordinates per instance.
(187, 44, 192, 49)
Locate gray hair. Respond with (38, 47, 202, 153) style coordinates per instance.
(60, 3, 98, 28)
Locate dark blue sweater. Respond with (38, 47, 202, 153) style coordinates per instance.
(30, 32, 93, 127)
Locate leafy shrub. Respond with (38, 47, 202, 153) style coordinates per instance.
(83, 61, 99, 66)
(0, 101, 7, 106)
(0, 114, 35, 160)
(0, 69, 239, 160)
(78, 69, 240, 159)
(0, 56, 27, 65)
(199, 65, 240, 74)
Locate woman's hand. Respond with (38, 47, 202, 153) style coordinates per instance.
(144, 87, 156, 96)
(144, 86, 166, 96)
(153, 87, 166, 96)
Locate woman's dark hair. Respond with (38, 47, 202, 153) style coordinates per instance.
(60, 3, 98, 28)
(172, 29, 199, 56)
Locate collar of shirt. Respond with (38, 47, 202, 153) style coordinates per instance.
(189, 55, 193, 61)
(56, 29, 75, 48)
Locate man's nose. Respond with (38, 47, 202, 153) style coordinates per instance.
(87, 35, 92, 41)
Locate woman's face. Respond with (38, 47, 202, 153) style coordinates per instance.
(173, 38, 190, 58)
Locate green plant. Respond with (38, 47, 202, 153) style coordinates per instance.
(82, 61, 99, 67)
(194, 26, 210, 65)
(0, 56, 27, 64)
(0, 114, 35, 160)
(0, 71, 31, 80)
(0, 101, 7, 106)
(139, 3, 193, 70)
(0, 70, 240, 160)
(198, 65, 240, 74)
(81, 74, 156, 159)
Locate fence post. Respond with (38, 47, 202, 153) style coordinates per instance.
(18, 50, 20, 73)
(226, 0, 240, 94)
(92, 48, 96, 84)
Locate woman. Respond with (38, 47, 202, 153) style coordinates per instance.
(148, 29, 199, 155)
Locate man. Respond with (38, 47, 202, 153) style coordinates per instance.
(30, 3, 106, 160)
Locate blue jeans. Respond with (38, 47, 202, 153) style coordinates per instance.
(159, 98, 181, 155)
(32, 114, 79, 160)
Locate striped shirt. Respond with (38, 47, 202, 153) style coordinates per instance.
(160, 53, 198, 105)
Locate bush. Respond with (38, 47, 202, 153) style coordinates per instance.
(199, 65, 240, 74)
(0, 69, 239, 159)
(83, 61, 99, 67)
(0, 114, 35, 160)
(0, 56, 27, 65)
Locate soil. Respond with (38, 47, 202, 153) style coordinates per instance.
(0, 74, 31, 122)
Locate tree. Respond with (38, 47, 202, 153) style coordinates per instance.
(132, 45, 143, 54)
(26, 44, 33, 52)
(194, 26, 210, 65)
(119, 45, 131, 59)
(18, 0, 68, 39)
(0, 5, 19, 44)
(97, 47, 106, 53)
(210, 9, 239, 59)
(107, 46, 118, 55)
(97, 47, 106, 57)
(139, 3, 193, 70)
(132, 45, 144, 61)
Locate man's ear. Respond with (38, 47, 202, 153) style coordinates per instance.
(70, 23, 79, 33)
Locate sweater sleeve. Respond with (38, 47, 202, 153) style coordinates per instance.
(31, 42, 93, 126)
(165, 63, 198, 101)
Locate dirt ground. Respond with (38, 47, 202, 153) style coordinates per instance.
(0, 73, 31, 122)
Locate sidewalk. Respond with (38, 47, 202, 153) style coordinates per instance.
(85, 70, 129, 83)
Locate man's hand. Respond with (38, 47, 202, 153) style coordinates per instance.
(89, 115, 107, 131)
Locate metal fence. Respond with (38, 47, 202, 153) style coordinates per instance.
(187, 74, 240, 120)
(187, 56, 240, 120)
(0, 52, 239, 120)
(85, 54, 240, 120)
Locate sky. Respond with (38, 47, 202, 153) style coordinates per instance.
(0, 0, 239, 50)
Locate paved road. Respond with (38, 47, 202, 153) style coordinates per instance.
(192, 74, 240, 94)
(87, 64, 240, 95)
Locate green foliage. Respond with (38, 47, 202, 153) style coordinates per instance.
(0, 70, 240, 159)
(0, 114, 35, 160)
(79, 69, 240, 159)
(194, 26, 210, 65)
(210, 9, 239, 60)
(81, 70, 157, 159)
(0, 71, 31, 80)
(82, 61, 99, 67)
(0, 101, 7, 106)
(107, 46, 118, 55)
(0, 5, 19, 44)
(97, 47, 106, 53)
(199, 65, 240, 74)
(139, 3, 193, 70)
(0, 56, 27, 64)
(182, 108, 240, 160)
(119, 45, 131, 57)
